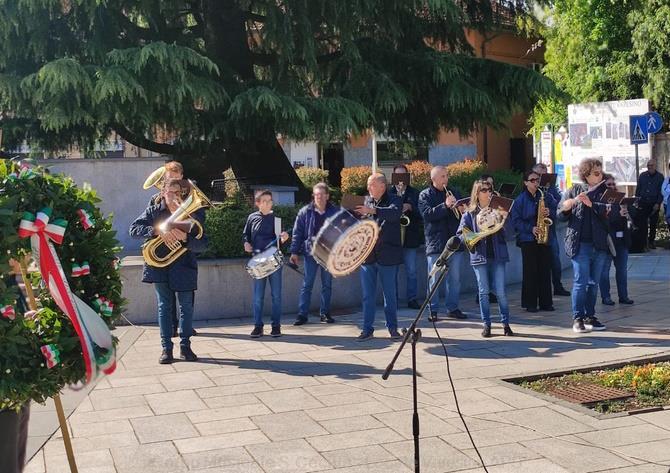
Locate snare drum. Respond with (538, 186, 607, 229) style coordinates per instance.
(311, 209, 379, 277)
(245, 247, 284, 279)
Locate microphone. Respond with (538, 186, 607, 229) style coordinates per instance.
(429, 236, 461, 278)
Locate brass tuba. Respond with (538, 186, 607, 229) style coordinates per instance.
(142, 169, 212, 268)
(535, 188, 553, 245)
(461, 207, 509, 253)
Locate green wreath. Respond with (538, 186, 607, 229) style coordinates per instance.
(0, 160, 123, 411)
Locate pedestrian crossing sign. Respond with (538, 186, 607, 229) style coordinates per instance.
(630, 115, 648, 144)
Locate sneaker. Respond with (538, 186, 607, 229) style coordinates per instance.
(293, 317, 308, 326)
(503, 324, 514, 336)
(573, 319, 590, 333)
(250, 326, 263, 338)
(619, 298, 634, 305)
(481, 325, 491, 338)
(601, 299, 615, 306)
(554, 287, 571, 296)
(270, 326, 282, 337)
(584, 317, 606, 331)
(447, 309, 467, 319)
(179, 346, 198, 362)
(408, 299, 421, 310)
(428, 311, 439, 322)
(320, 313, 335, 323)
(159, 349, 174, 364)
(389, 329, 402, 340)
(356, 331, 374, 341)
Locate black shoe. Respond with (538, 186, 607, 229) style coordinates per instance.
(356, 331, 374, 341)
(250, 326, 263, 338)
(489, 293, 498, 303)
(389, 329, 402, 340)
(407, 299, 421, 310)
(584, 317, 606, 331)
(649, 242, 657, 249)
(503, 324, 514, 336)
(526, 307, 539, 313)
(540, 306, 555, 312)
(320, 313, 335, 323)
(447, 309, 467, 319)
(573, 319, 589, 333)
(554, 287, 571, 296)
(481, 325, 491, 338)
(601, 299, 615, 306)
(428, 312, 439, 322)
(270, 326, 282, 337)
(293, 317, 308, 326)
(619, 298, 634, 305)
(159, 349, 174, 364)
(179, 346, 198, 362)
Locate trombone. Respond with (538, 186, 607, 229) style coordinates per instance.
(444, 186, 461, 219)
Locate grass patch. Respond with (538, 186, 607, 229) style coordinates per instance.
(520, 362, 670, 414)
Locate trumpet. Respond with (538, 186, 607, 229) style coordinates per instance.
(444, 186, 461, 219)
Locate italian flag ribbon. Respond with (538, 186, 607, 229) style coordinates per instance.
(1, 305, 16, 320)
(77, 209, 95, 230)
(92, 296, 114, 317)
(5, 166, 37, 182)
(19, 207, 116, 383)
(72, 261, 91, 277)
(40, 344, 61, 369)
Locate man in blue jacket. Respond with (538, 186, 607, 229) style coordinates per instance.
(290, 182, 339, 325)
(418, 166, 467, 321)
(635, 159, 665, 250)
(130, 178, 208, 364)
(389, 164, 423, 309)
(354, 173, 403, 341)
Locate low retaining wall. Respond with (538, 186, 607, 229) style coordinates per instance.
(121, 223, 570, 323)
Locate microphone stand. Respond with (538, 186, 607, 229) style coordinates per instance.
(382, 258, 451, 473)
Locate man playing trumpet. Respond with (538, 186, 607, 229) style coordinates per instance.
(130, 179, 208, 364)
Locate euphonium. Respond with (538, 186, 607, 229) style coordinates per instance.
(142, 181, 213, 268)
(461, 206, 508, 253)
(535, 188, 553, 245)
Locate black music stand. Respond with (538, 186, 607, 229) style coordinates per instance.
(382, 259, 452, 473)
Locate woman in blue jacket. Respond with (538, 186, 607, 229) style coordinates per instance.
(457, 179, 513, 338)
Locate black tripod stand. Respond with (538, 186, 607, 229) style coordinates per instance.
(382, 251, 454, 473)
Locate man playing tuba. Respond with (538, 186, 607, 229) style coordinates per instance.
(130, 178, 208, 364)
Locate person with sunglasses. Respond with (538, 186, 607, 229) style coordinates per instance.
(457, 179, 513, 337)
(559, 158, 611, 333)
(511, 170, 557, 314)
(290, 182, 339, 325)
(599, 174, 634, 306)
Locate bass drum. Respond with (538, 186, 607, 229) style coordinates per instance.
(311, 209, 379, 277)
(245, 247, 284, 279)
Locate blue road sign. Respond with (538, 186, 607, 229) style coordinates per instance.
(630, 115, 648, 144)
(646, 111, 664, 134)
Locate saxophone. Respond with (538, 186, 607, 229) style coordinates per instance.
(535, 188, 553, 245)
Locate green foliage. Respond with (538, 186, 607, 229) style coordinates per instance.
(340, 166, 372, 196)
(295, 167, 329, 189)
(600, 363, 670, 398)
(0, 161, 123, 411)
(203, 196, 299, 258)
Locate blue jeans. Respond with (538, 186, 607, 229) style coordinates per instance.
(253, 268, 282, 328)
(550, 233, 563, 289)
(426, 251, 463, 313)
(472, 262, 509, 326)
(600, 242, 629, 301)
(360, 263, 399, 334)
(570, 243, 608, 320)
(297, 255, 333, 318)
(401, 248, 418, 302)
(155, 282, 193, 350)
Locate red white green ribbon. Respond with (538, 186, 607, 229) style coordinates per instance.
(19, 207, 116, 383)
(77, 209, 95, 230)
(5, 166, 37, 182)
(1, 305, 15, 321)
(92, 296, 114, 317)
(40, 344, 61, 368)
(72, 261, 91, 277)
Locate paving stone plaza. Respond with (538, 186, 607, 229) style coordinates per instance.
(24, 252, 670, 473)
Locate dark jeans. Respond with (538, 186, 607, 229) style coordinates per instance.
(0, 404, 30, 473)
(253, 268, 282, 328)
(297, 255, 333, 318)
(360, 263, 398, 334)
(549, 233, 564, 290)
(154, 283, 194, 351)
(520, 242, 553, 310)
(600, 241, 629, 301)
(638, 202, 660, 244)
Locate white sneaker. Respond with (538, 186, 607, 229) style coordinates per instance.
(573, 319, 590, 333)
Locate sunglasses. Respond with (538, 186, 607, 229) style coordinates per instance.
(527, 178, 539, 183)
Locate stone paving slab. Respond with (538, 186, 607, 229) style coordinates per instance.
(24, 253, 670, 472)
